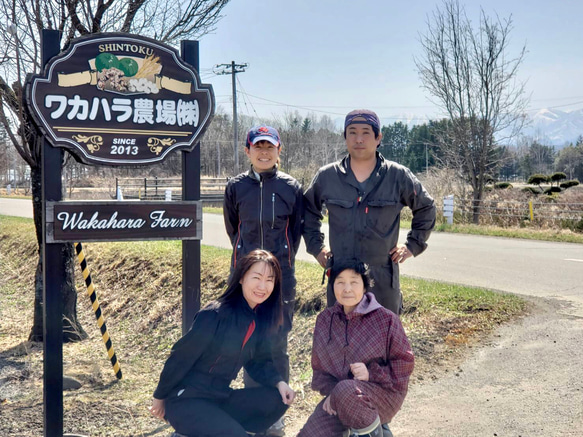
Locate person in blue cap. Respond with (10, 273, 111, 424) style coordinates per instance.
(223, 125, 303, 436)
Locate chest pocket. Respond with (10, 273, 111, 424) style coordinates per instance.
(325, 198, 354, 233)
(270, 192, 294, 229)
(366, 199, 401, 237)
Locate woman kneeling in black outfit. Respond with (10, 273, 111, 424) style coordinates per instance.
(149, 249, 295, 437)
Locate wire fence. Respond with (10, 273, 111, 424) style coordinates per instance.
(452, 197, 583, 230)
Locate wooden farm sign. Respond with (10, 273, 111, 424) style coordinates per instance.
(35, 30, 208, 437)
(46, 201, 202, 242)
(26, 33, 214, 165)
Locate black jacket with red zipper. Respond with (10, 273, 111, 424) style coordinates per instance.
(153, 295, 282, 401)
(223, 165, 303, 283)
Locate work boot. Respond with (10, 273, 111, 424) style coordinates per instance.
(264, 416, 285, 436)
(382, 423, 393, 437)
(350, 416, 383, 437)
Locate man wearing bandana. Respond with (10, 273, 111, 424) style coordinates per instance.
(303, 109, 436, 316)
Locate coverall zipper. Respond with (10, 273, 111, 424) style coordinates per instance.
(259, 180, 264, 248)
(271, 193, 275, 229)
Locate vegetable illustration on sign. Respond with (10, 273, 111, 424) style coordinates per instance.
(95, 53, 143, 92)
(93, 52, 160, 94)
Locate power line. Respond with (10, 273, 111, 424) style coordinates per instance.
(236, 76, 259, 118)
(216, 86, 583, 124)
(213, 61, 248, 173)
(238, 91, 438, 120)
(239, 91, 346, 116)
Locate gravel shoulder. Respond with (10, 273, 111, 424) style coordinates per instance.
(392, 296, 583, 437)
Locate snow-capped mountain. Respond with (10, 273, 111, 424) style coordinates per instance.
(523, 108, 583, 147)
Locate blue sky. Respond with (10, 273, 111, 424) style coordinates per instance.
(197, 0, 583, 122)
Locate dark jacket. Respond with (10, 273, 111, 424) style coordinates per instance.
(153, 295, 282, 401)
(224, 166, 303, 280)
(311, 292, 414, 421)
(303, 153, 435, 307)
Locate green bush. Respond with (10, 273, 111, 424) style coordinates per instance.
(550, 172, 567, 183)
(543, 186, 562, 195)
(527, 174, 549, 185)
(484, 174, 496, 184)
(522, 186, 542, 195)
(560, 180, 580, 189)
(494, 182, 513, 189)
(560, 217, 583, 233)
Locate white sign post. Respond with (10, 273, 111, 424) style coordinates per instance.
(443, 194, 454, 224)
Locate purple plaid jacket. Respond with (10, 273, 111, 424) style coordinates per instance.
(311, 292, 414, 417)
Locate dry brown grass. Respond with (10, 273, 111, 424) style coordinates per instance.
(0, 216, 527, 436)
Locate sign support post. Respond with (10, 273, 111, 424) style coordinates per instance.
(41, 28, 64, 437)
(30, 30, 214, 436)
(181, 40, 201, 334)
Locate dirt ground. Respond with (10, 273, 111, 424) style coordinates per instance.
(3, 297, 578, 437)
(391, 295, 583, 437)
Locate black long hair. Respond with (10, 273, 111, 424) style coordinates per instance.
(218, 249, 283, 332)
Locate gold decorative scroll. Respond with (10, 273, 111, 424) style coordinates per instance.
(72, 134, 103, 153)
(58, 70, 98, 87)
(148, 137, 176, 155)
(155, 75, 192, 95)
(56, 70, 191, 95)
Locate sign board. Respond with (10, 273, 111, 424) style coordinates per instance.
(46, 201, 202, 242)
(26, 33, 214, 166)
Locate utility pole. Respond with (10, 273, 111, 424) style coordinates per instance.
(214, 61, 248, 174)
(425, 143, 429, 173)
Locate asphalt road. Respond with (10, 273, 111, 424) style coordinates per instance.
(3, 197, 583, 308)
(201, 213, 583, 311)
(2, 197, 583, 436)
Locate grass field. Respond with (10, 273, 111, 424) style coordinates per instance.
(0, 215, 528, 436)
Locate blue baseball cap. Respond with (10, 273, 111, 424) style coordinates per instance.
(246, 125, 281, 148)
(344, 109, 381, 134)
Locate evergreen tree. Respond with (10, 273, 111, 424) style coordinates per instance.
(380, 122, 409, 164)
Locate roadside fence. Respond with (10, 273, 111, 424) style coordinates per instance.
(115, 177, 227, 203)
(444, 195, 583, 230)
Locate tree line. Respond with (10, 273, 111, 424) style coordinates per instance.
(4, 111, 583, 192)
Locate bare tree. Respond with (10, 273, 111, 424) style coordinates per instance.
(416, 0, 528, 223)
(0, 0, 229, 341)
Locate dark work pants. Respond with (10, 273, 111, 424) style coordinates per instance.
(165, 386, 288, 437)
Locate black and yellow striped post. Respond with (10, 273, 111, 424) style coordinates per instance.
(74, 242, 122, 380)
